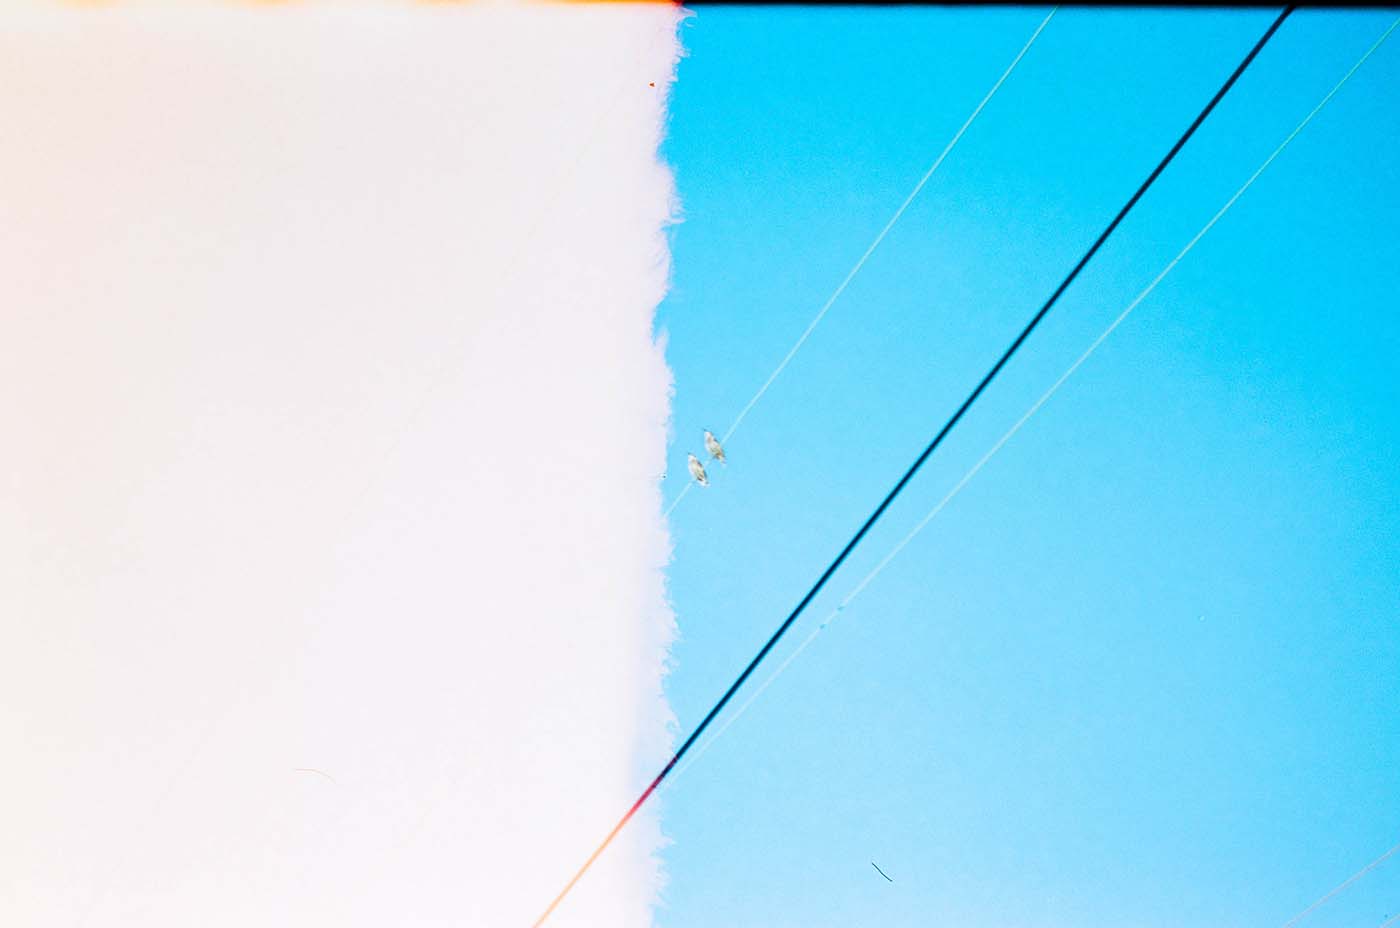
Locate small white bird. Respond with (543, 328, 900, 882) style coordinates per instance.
(704, 429, 726, 464)
(687, 453, 709, 487)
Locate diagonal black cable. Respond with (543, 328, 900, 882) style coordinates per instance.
(533, 8, 1293, 925)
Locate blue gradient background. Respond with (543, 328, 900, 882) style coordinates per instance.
(655, 8, 1400, 927)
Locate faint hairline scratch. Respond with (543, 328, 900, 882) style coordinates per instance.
(294, 767, 339, 785)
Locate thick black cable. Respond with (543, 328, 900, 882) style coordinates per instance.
(533, 9, 1293, 924)
(666, 2, 1294, 801)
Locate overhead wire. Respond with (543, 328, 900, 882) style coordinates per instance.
(1280, 839, 1400, 927)
(666, 10, 1400, 790)
(533, 9, 1294, 924)
(663, 7, 1057, 518)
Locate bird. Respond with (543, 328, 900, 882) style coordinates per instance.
(704, 429, 726, 464)
(687, 453, 709, 487)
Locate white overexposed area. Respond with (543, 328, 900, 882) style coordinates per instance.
(0, 2, 681, 924)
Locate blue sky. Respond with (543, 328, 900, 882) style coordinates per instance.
(653, 7, 1400, 926)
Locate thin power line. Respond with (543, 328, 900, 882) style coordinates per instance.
(533, 10, 1292, 925)
(663, 8, 1057, 518)
(717, 8, 1056, 448)
(666, 12, 1400, 790)
(1281, 840, 1400, 927)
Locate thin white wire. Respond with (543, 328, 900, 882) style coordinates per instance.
(1378, 912, 1400, 928)
(718, 7, 1056, 448)
(1281, 840, 1400, 927)
(663, 15, 1400, 790)
(662, 9, 1058, 515)
(1280, 840, 1400, 927)
(665, 479, 694, 518)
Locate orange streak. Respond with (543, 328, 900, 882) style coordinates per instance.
(531, 760, 674, 927)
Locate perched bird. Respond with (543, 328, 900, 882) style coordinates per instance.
(704, 429, 726, 464)
(687, 453, 709, 487)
